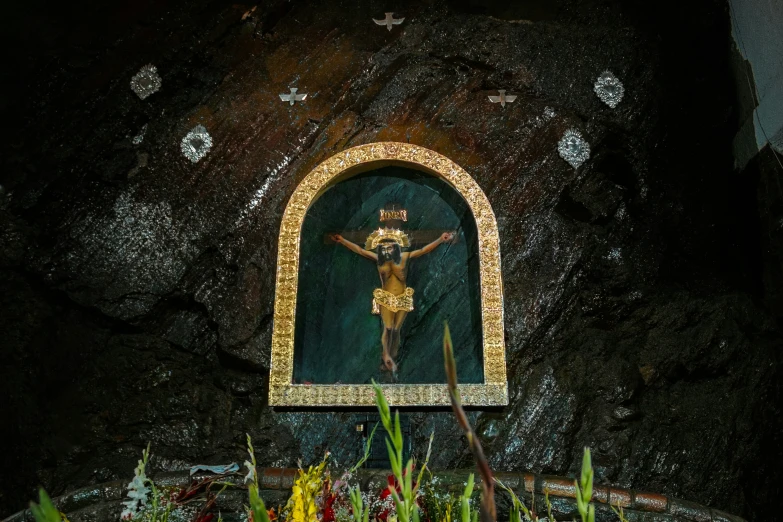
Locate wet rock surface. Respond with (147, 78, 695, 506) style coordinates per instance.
(1, 0, 781, 520)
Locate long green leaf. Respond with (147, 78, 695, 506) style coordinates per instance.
(581, 448, 591, 488)
(350, 423, 379, 473)
(386, 438, 401, 477)
(463, 473, 475, 499)
(394, 411, 402, 448)
(249, 484, 270, 522)
(371, 380, 392, 432)
(461, 496, 470, 522)
(29, 489, 61, 522)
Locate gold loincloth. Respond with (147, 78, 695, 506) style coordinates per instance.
(372, 287, 415, 314)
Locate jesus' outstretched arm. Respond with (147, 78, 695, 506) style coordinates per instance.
(330, 233, 378, 261)
(408, 231, 455, 258)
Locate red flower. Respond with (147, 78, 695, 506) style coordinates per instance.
(378, 469, 420, 522)
(377, 475, 401, 521)
(380, 474, 399, 500)
(322, 494, 337, 522)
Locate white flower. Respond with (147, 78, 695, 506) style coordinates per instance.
(120, 460, 150, 520)
(244, 460, 255, 484)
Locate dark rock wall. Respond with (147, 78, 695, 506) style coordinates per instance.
(1, 0, 781, 520)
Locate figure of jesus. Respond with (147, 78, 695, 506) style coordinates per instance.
(329, 229, 455, 375)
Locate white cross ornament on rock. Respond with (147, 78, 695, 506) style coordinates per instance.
(488, 89, 517, 107)
(373, 12, 404, 31)
(279, 88, 307, 106)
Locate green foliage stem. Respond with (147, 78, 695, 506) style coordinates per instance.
(372, 380, 430, 522)
(460, 474, 479, 522)
(349, 486, 370, 522)
(575, 448, 595, 522)
(246, 434, 270, 522)
(494, 479, 532, 522)
(29, 489, 62, 522)
(347, 423, 378, 522)
(350, 423, 379, 474)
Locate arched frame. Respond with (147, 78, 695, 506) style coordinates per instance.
(269, 142, 507, 406)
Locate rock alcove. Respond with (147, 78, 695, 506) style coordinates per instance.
(0, 0, 781, 521)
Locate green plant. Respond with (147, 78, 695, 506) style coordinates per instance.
(371, 380, 432, 522)
(249, 484, 271, 522)
(117, 443, 186, 522)
(575, 448, 595, 522)
(349, 423, 379, 475)
(459, 474, 479, 522)
(348, 485, 370, 522)
(543, 489, 553, 522)
(29, 489, 62, 522)
(443, 323, 497, 522)
(121, 443, 157, 521)
(146, 465, 171, 522)
(346, 422, 378, 522)
(610, 502, 629, 522)
(245, 434, 271, 522)
(494, 479, 532, 522)
(419, 472, 460, 522)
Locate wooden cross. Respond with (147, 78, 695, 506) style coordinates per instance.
(325, 205, 457, 246)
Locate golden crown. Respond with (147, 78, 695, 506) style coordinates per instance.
(365, 227, 410, 250)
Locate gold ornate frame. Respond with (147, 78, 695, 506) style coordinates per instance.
(269, 142, 507, 406)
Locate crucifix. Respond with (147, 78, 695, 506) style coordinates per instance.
(328, 205, 455, 378)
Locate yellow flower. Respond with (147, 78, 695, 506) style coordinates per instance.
(283, 454, 329, 522)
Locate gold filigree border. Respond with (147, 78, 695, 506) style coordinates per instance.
(269, 142, 507, 406)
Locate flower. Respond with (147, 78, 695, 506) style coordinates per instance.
(377, 475, 402, 521)
(322, 492, 337, 522)
(251, 507, 277, 522)
(283, 456, 329, 522)
(120, 457, 150, 520)
(244, 460, 255, 484)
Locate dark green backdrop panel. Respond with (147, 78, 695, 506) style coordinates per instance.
(293, 167, 483, 384)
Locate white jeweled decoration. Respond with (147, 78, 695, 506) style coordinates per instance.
(558, 128, 590, 168)
(593, 70, 624, 108)
(180, 125, 213, 163)
(130, 64, 162, 100)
